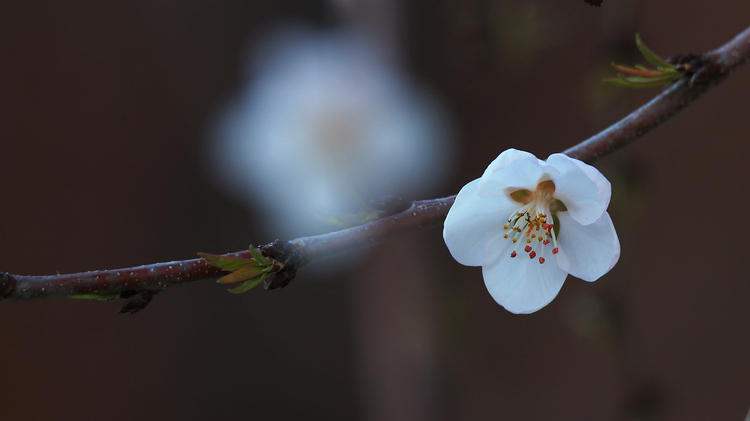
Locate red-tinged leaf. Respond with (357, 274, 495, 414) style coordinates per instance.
(198, 252, 255, 270)
(611, 63, 669, 77)
(215, 266, 269, 284)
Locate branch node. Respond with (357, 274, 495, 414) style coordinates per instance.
(259, 240, 304, 290)
(667, 52, 721, 86)
(0, 273, 15, 298)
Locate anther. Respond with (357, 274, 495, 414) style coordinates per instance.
(529, 251, 537, 259)
(510, 251, 517, 258)
(524, 245, 532, 253)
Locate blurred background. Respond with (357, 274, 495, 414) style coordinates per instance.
(2, 1, 750, 420)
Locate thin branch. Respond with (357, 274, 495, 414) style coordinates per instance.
(564, 25, 750, 163)
(2, 25, 749, 308)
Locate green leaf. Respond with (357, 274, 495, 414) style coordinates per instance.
(635, 33, 674, 70)
(216, 266, 269, 284)
(247, 245, 270, 266)
(198, 253, 256, 270)
(605, 73, 679, 88)
(68, 293, 120, 301)
(200, 246, 277, 293)
(227, 273, 269, 294)
(622, 75, 677, 84)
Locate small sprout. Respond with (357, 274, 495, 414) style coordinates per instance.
(605, 34, 683, 88)
(198, 245, 275, 294)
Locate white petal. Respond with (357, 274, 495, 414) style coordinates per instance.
(478, 151, 558, 198)
(481, 148, 538, 178)
(482, 233, 568, 314)
(545, 154, 606, 226)
(550, 153, 612, 207)
(443, 179, 517, 266)
(555, 212, 620, 282)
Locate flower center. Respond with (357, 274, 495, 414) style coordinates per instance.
(502, 180, 567, 264)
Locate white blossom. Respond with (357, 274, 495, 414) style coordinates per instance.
(443, 149, 620, 314)
(208, 25, 453, 237)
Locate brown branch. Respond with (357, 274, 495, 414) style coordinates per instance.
(2, 25, 749, 309)
(564, 25, 750, 163)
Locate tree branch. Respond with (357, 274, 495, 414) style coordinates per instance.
(564, 25, 750, 163)
(2, 25, 749, 308)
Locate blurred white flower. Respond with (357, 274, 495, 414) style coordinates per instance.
(443, 149, 620, 314)
(209, 25, 454, 237)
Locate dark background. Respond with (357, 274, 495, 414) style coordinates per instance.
(2, 1, 750, 420)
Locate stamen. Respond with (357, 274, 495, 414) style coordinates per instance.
(502, 182, 565, 263)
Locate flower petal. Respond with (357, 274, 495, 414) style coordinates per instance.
(478, 150, 558, 198)
(444, 179, 517, 266)
(555, 211, 620, 282)
(554, 154, 612, 207)
(545, 154, 606, 226)
(481, 148, 538, 178)
(482, 233, 568, 314)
